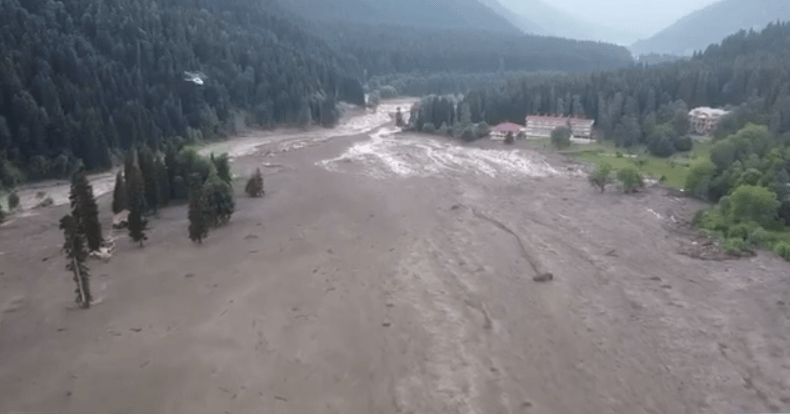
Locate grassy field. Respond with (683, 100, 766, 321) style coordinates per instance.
(524, 138, 714, 189)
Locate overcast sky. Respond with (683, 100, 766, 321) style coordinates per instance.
(545, 0, 722, 37)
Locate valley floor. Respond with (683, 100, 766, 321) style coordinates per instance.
(1, 101, 789, 414)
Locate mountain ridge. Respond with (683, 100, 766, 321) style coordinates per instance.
(631, 0, 790, 55)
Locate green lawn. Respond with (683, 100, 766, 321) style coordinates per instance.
(529, 138, 715, 189)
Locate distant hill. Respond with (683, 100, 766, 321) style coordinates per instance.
(631, 0, 790, 55)
(493, 0, 640, 45)
(477, 0, 547, 35)
(277, 0, 522, 35)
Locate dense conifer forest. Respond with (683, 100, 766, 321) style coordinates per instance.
(0, 0, 365, 187)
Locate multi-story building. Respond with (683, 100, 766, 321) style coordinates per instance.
(689, 107, 729, 135)
(524, 115, 595, 139)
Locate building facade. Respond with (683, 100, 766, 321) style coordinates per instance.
(490, 123, 524, 140)
(524, 116, 595, 139)
(689, 107, 729, 135)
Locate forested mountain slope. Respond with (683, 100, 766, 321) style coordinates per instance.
(277, 0, 521, 35)
(0, 0, 363, 184)
(312, 22, 634, 77)
(631, 0, 790, 55)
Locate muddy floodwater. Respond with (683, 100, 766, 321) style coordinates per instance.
(1, 100, 789, 414)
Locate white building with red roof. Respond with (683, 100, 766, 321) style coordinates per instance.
(490, 122, 524, 140)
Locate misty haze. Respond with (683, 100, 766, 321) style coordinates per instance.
(1, 0, 790, 413)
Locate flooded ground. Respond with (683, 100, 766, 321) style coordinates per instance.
(1, 100, 789, 414)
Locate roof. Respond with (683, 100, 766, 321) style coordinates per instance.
(526, 116, 594, 126)
(492, 123, 523, 133)
(689, 107, 728, 117)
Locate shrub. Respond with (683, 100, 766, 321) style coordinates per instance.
(727, 223, 754, 240)
(674, 136, 694, 152)
(648, 136, 675, 157)
(245, 168, 264, 198)
(615, 151, 623, 158)
(461, 127, 476, 142)
(685, 160, 715, 200)
(728, 185, 779, 228)
(774, 242, 790, 260)
(504, 131, 515, 145)
(617, 167, 644, 193)
(8, 191, 19, 210)
(723, 238, 747, 253)
(422, 122, 436, 134)
(588, 162, 612, 193)
(550, 127, 572, 149)
(747, 227, 770, 246)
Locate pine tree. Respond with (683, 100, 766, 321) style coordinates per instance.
(60, 214, 92, 309)
(70, 169, 103, 251)
(211, 153, 232, 184)
(0, 202, 5, 224)
(188, 174, 209, 244)
(112, 171, 127, 214)
(245, 168, 264, 197)
(126, 165, 148, 246)
(204, 171, 235, 226)
(155, 157, 170, 207)
(138, 146, 159, 213)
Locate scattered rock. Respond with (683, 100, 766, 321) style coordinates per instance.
(140, 361, 149, 368)
(185, 273, 194, 278)
(605, 249, 618, 257)
(274, 396, 288, 402)
(382, 322, 392, 327)
(450, 204, 460, 210)
(33, 197, 54, 209)
(244, 234, 259, 240)
(649, 276, 662, 282)
(327, 248, 333, 254)
(66, 391, 72, 397)
(661, 285, 672, 289)
(130, 328, 142, 332)
(533, 273, 554, 283)
(112, 210, 130, 229)
(777, 301, 786, 306)
(521, 401, 533, 408)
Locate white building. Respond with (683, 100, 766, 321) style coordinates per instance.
(689, 107, 729, 135)
(524, 116, 595, 139)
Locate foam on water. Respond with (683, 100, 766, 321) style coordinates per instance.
(320, 127, 560, 180)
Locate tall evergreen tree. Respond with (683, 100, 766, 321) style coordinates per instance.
(204, 172, 235, 227)
(188, 174, 209, 244)
(59, 214, 91, 309)
(138, 147, 159, 213)
(155, 157, 171, 207)
(211, 153, 233, 185)
(126, 165, 148, 247)
(112, 171, 127, 214)
(70, 169, 103, 252)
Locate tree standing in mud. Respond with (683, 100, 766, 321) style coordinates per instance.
(70, 168, 103, 252)
(188, 175, 209, 244)
(112, 171, 127, 214)
(245, 168, 265, 197)
(60, 214, 92, 309)
(126, 165, 149, 247)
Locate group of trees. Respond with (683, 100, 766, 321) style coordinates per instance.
(0, 0, 365, 185)
(685, 121, 790, 258)
(111, 144, 238, 245)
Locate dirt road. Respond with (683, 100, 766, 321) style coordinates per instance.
(1, 101, 789, 414)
